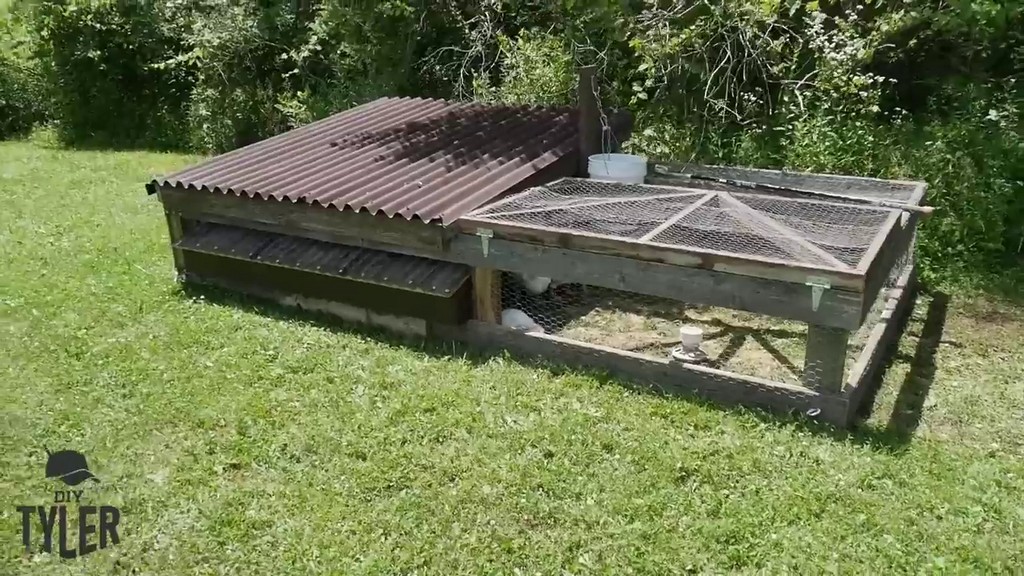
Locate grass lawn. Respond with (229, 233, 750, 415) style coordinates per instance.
(1, 136, 1023, 574)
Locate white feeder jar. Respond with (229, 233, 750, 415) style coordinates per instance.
(587, 153, 648, 184)
(679, 326, 704, 351)
(671, 325, 708, 364)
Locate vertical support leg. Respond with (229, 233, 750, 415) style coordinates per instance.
(803, 325, 850, 394)
(473, 268, 501, 324)
(162, 209, 185, 279)
(576, 65, 600, 176)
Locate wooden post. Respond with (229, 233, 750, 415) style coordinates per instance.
(163, 210, 186, 278)
(295, 0, 314, 24)
(576, 65, 600, 176)
(473, 268, 501, 323)
(803, 325, 850, 394)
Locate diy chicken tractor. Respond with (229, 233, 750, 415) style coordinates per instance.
(151, 93, 927, 428)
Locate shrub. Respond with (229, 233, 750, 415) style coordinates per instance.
(183, 1, 292, 152)
(0, 1, 48, 138)
(6, 0, 1021, 274)
(0, 53, 46, 138)
(473, 30, 575, 106)
(30, 0, 193, 148)
(185, 0, 423, 152)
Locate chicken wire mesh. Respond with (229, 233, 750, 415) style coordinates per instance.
(498, 271, 810, 386)
(847, 230, 917, 361)
(495, 231, 915, 391)
(470, 179, 899, 272)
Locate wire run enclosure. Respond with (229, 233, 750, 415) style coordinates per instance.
(447, 172, 925, 427)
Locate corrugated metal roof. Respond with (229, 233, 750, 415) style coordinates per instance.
(177, 222, 470, 296)
(149, 97, 580, 225)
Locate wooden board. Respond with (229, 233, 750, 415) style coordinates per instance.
(157, 186, 449, 252)
(844, 263, 918, 424)
(648, 162, 926, 204)
(181, 249, 472, 325)
(162, 209, 185, 275)
(445, 234, 864, 330)
(857, 212, 918, 322)
(183, 272, 430, 337)
(803, 325, 851, 394)
(432, 320, 850, 426)
(457, 216, 866, 290)
(576, 65, 601, 176)
(155, 197, 866, 329)
(472, 268, 501, 323)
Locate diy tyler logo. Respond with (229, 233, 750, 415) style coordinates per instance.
(16, 448, 122, 559)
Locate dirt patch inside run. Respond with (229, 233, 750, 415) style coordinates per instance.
(515, 285, 876, 387)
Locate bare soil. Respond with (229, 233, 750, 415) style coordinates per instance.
(536, 286, 879, 386)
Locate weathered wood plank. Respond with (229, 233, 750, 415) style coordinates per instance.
(577, 66, 601, 176)
(648, 162, 925, 204)
(180, 248, 472, 324)
(803, 325, 850, 394)
(157, 186, 448, 251)
(638, 192, 716, 241)
(160, 204, 185, 276)
(431, 320, 849, 425)
(444, 234, 864, 329)
(457, 216, 865, 290)
(844, 263, 917, 424)
(161, 206, 865, 328)
(473, 268, 501, 323)
(183, 271, 430, 337)
(858, 212, 917, 322)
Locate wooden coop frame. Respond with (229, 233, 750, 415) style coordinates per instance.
(156, 163, 925, 428)
(149, 74, 927, 428)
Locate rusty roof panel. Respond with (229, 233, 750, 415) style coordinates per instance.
(177, 222, 470, 296)
(150, 97, 580, 225)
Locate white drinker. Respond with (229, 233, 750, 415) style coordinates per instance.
(679, 325, 704, 351)
(587, 153, 648, 184)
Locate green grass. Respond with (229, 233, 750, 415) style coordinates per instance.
(1, 136, 1023, 574)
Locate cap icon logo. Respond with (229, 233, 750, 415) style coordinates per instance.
(44, 448, 100, 486)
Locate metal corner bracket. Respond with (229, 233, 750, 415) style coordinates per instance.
(805, 276, 831, 312)
(476, 228, 494, 257)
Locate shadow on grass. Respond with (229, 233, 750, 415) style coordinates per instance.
(883, 291, 948, 441)
(175, 281, 944, 451)
(836, 288, 949, 450)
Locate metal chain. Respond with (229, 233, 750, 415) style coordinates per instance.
(589, 74, 616, 155)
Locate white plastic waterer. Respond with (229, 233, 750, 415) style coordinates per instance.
(679, 326, 703, 350)
(671, 325, 708, 364)
(587, 153, 648, 184)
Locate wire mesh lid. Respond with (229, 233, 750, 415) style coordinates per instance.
(466, 178, 901, 272)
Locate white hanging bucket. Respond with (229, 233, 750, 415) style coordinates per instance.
(588, 153, 648, 184)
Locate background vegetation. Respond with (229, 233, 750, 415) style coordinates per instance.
(0, 0, 1021, 280)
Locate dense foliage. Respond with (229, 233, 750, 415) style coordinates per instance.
(0, 52, 44, 138)
(2, 0, 1021, 274)
(0, 2, 46, 138)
